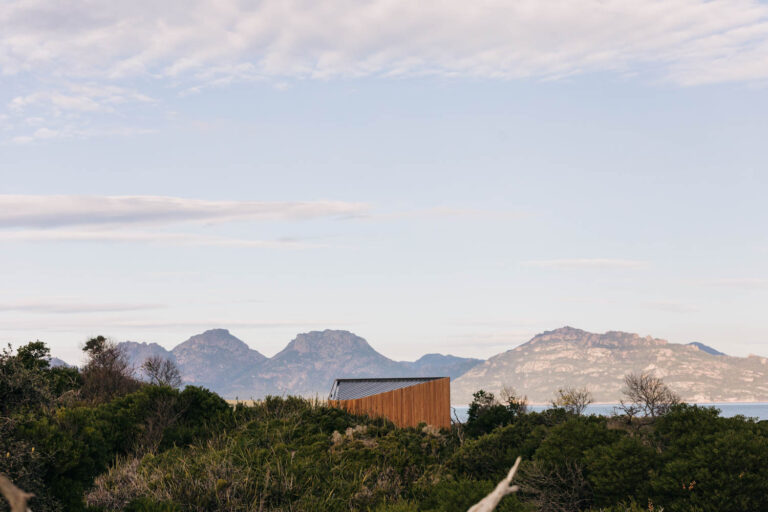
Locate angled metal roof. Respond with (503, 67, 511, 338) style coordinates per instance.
(328, 377, 446, 400)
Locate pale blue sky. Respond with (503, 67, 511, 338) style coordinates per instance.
(1, 0, 767, 364)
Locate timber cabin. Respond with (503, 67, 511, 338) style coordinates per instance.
(328, 377, 450, 429)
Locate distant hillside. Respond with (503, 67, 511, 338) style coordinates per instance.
(688, 341, 726, 356)
(405, 353, 482, 380)
(451, 326, 768, 404)
(121, 341, 176, 378)
(49, 356, 72, 368)
(119, 329, 480, 398)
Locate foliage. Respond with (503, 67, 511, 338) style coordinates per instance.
(3, 350, 768, 512)
(465, 389, 530, 438)
(1, 340, 233, 511)
(450, 412, 556, 480)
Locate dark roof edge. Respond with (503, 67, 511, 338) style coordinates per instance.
(332, 376, 448, 383)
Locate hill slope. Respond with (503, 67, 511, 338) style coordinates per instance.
(451, 326, 768, 404)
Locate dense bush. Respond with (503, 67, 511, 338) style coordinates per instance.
(3, 344, 768, 512)
(464, 389, 531, 437)
(0, 341, 234, 512)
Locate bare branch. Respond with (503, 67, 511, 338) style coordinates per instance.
(467, 456, 521, 512)
(141, 356, 182, 388)
(451, 407, 465, 445)
(0, 474, 33, 512)
(500, 385, 528, 415)
(551, 386, 593, 416)
(621, 372, 680, 418)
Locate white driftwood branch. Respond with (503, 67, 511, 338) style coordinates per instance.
(0, 474, 33, 512)
(467, 456, 521, 512)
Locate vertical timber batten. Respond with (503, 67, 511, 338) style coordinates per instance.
(328, 377, 450, 429)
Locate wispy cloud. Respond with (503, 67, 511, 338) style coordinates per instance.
(0, 300, 164, 314)
(643, 300, 700, 313)
(0, 195, 366, 248)
(2, 0, 768, 86)
(522, 258, 647, 270)
(9, 84, 154, 114)
(365, 206, 528, 222)
(702, 278, 768, 289)
(0, 229, 322, 248)
(4, 82, 158, 143)
(9, 126, 157, 144)
(0, 319, 339, 332)
(0, 195, 368, 228)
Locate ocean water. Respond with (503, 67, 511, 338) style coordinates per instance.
(450, 403, 768, 423)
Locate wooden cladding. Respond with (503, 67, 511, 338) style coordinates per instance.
(329, 377, 451, 429)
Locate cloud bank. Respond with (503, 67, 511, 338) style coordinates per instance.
(1, 0, 768, 86)
(4, 0, 768, 142)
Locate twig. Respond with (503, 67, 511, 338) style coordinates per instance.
(0, 474, 33, 512)
(467, 456, 521, 512)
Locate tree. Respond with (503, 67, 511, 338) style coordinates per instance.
(465, 388, 529, 438)
(551, 386, 593, 416)
(15, 341, 51, 371)
(0, 340, 80, 416)
(619, 372, 680, 418)
(81, 335, 139, 402)
(465, 390, 508, 437)
(500, 385, 528, 416)
(141, 355, 182, 388)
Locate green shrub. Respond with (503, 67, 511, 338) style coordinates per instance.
(5, 366, 768, 512)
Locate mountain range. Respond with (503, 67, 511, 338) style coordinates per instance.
(119, 329, 481, 399)
(451, 326, 768, 404)
(114, 326, 768, 404)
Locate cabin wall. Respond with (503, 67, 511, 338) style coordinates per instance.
(328, 377, 451, 429)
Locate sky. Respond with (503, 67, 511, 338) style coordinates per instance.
(1, 0, 767, 364)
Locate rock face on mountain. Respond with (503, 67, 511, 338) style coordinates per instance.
(119, 329, 480, 399)
(451, 326, 768, 404)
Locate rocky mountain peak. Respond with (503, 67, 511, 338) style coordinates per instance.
(276, 330, 376, 358)
(526, 327, 666, 350)
(173, 328, 259, 357)
(168, 329, 265, 387)
(527, 326, 590, 345)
